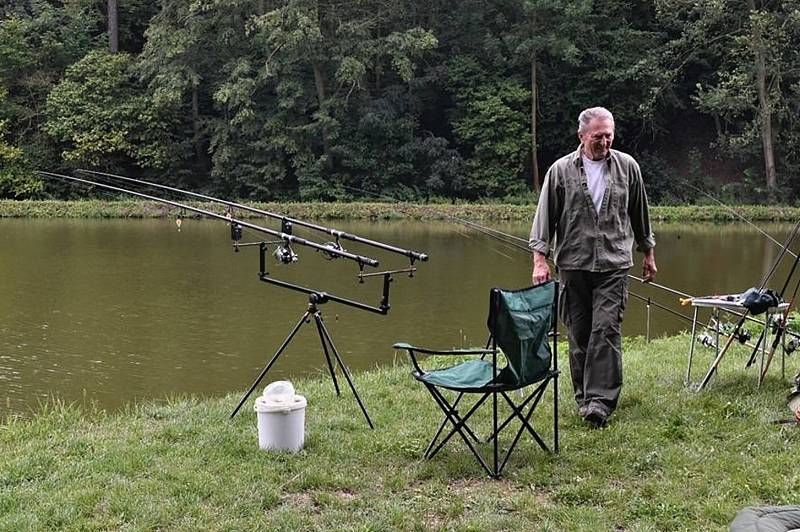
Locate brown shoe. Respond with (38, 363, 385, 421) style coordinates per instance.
(583, 403, 608, 428)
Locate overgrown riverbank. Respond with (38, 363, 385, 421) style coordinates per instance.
(3, 199, 800, 222)
(2, 335, 798, 530)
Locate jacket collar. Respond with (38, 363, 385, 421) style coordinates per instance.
(571, 145, 613, 166)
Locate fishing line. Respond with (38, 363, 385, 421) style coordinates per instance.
(683, 181, 798, 260)
(341, 184, 704, 331)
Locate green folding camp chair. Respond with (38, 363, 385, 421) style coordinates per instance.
(394, 281, 559, 478)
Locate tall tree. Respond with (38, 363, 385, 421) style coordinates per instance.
(0, 1, 99, 173)
(108, 0, 119, 53)
(45, 51, 180, 170)
(508, 0, 589, 192)
(653, 0, 800, 197)
(245, 0, 439, 198)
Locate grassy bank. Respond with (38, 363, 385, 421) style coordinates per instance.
(3, 199, 800, 222)
(2, 335, 799, 530)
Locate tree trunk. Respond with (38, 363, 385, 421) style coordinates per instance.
(108, 0, 119, 53)
(192, 81, 202, 166)
(312, 60, 332, 168)
(748, 0, 777, 194)
(530, 53, 540, 193)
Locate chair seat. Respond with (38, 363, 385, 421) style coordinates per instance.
(415, 360, 554, 392)
(416, 359, 496, 390)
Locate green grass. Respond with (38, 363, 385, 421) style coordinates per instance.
(2, 334, 799, 530)
(3, 199, 800, 222)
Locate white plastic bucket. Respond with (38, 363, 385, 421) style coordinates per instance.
(254, 381, 307, 452)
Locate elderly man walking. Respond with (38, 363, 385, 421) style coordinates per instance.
(529, 106, 657, 428)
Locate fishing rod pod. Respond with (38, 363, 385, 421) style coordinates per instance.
(76, 168, 428, 264)
(41, 169, 430, 424)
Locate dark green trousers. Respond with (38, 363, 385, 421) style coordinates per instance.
(559, 269, 629, 415)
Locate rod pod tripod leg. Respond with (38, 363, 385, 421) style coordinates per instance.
(229, 296, 375, 428)
(312, 312, 375, 429)
(230, 307, 311, 418)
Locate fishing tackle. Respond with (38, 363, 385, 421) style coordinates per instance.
(321, 239, 345, 260)
(273, 244, 298, 264)
(698, 333, 717, 349)
(786, 337, 799, 355)
(698, 213, 800, 390)
(76, 169, 428, 264)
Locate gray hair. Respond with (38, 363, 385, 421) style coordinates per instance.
(577, 107, 614, 134)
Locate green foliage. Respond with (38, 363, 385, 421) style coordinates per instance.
(0, 0, 99, 172)
(448, 56, 531, 198)
(0, 86, 41, 198)
(4, 0, 800, 201)
(0, 120, 40, 198)
(45, 50, 179, 169)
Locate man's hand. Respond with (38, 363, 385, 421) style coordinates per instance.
(532, 251, 551, 285)
(642, 249, 657, 283)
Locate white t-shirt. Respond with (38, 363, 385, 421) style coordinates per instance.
(581, 154, 607, 214)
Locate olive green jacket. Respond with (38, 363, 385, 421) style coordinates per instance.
(529, 147, 655, 272)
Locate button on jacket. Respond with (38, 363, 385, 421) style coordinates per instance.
(529, 146, 655, 272)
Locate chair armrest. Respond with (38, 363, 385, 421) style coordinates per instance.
(392, 342, 495, 356)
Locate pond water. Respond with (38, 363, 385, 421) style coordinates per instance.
(1, 218, 796, 417)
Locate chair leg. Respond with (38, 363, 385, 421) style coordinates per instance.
(498, 392, 547, 475)
(425, 386, 489, 459)
(425, 391, 480, 458)
(486, 379, 548, 442)
(421, 384, 494, 477)
(489, 377, 556, 476)
(493, 390, 499, 477)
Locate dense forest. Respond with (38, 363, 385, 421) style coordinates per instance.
(2, 0, 800, 203)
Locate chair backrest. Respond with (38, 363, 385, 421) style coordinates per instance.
(487, 281, 555, 387)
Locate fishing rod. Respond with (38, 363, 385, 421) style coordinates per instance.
(696, 214, 800, 390)
(77, 168, 428, 265)
(342, 184, 800, 356)
(759, 272, 800, 384)
(339, 184, 712, 343)
(39, 171, 380, 268)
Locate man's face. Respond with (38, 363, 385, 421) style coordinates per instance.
(579, 117, 614, 161)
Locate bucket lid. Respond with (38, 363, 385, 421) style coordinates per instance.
(788, 390, 800, 414)
(254, 380, 307, 413)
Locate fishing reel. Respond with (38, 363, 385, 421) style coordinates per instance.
(770, 315, 787, 334)
(698, 333, 716, 349)
(274, 244, 299, 264)
(230, 222, 243, 252)
(718, 321, 751, 345)
(736, 328, 751, 345)
(321, 239, 345, 260)
(786, 337, 799, 355)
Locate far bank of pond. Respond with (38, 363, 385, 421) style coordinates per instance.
(3, 199, 800, 222)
